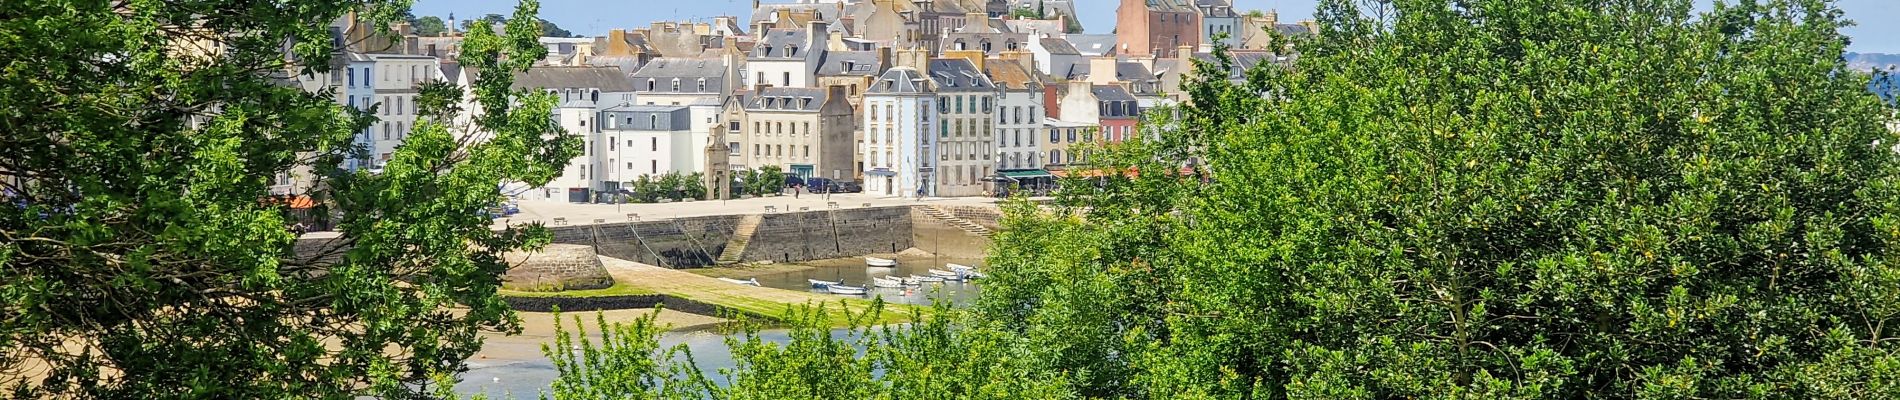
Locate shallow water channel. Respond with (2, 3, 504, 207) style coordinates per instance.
(456, 254, 986, 398)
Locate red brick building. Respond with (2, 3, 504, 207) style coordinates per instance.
(1116, 0, 1201, 58)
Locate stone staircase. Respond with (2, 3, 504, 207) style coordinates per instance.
(920, 206, 994, 238)
(716, 214, 764, 265)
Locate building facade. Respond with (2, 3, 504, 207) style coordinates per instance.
(1115, 0, 1200, 58)
(601, 106, 701, 185)
(928, 58, 998, 197)
(740, 86, 857, 181)
(863, 67, 938, 198)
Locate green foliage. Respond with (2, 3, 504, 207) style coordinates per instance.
(535, 302, 1074, 400)
(685, 172, 709, 201)
(412, 15, 448, 37)
(0, 0, 574, 397)
(459, 13, 578, 38)
(759, 165, 786, 197)
(980, 0, 1900, 398)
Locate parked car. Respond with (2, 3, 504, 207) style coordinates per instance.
(805, 177, 847, 193)
(837, 181, 862, 193)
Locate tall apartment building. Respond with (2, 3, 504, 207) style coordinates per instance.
(927, 58, 998, 197)
(863, 67, 939, 198)
(740, 86, 858, 181)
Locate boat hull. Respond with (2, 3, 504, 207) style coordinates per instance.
(827, 285, 868, 295)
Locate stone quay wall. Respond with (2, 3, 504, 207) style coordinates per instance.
(741, 206, 915, 263)
(547, 214, 740, 268)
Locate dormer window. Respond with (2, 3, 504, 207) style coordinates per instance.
(697, 78, 707, 92)
(647, 79, 656, 91)
(787, 45, 798, 56)
(671, 78, 681, 91)
(801, 97, 812, 108)
(760, 45, 772, 56)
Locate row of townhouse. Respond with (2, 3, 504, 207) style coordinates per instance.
(299, 0, 1316, 201)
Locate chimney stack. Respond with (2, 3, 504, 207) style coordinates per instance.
(1177, 45, 1196, 60)
(1087, 56, 1118, 85)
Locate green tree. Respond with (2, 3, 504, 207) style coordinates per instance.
(982, 0, 1900, 397)
(685, 172, 708, 201)
(0, 0, 574, 398)
(412, 15, 447, 37)
(458, 13, 577, 38)
(759, 165, 786, 197)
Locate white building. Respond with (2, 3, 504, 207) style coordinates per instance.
(986, 60, 1045, 171)
(863, 67, 938, 198)
(537, 100, 603, 202)
(340, 52, 378, 172)
(601, 106, 702, 185)
(927, 58, 998, 197)
(631, 56, 739, 106)
(367, 53, 441, 167)
(1028, 36, 1084, 79)
(746, 22, 831, 90)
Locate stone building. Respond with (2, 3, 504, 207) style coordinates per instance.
(740, 86, 858, 182)
(631, 55, 739, 106)
(1115, 0, 1201, 58)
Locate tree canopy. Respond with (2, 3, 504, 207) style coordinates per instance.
(0, 0, 574, 398)
(460, 13, 579, 38)
(531, 0, 1900, 398)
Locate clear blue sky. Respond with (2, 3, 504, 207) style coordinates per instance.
(412, 0, 1900, 53)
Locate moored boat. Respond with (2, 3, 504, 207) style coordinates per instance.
(872, 276, 905, 288)
(901, 276, 923, 286)
(865, 256, 898, 267)
(808, 279, 842, 289)
(826, 284, 868, 295)
(910, 274, 943, 283)
(718, 277, 762, 286)
(928, 269, 964, 281)
(946, 263, 986, 279)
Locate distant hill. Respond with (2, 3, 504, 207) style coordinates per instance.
(1848, 53, 1898, 105)
(1846, 52, 1900, 71)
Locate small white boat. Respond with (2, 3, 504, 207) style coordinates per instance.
(901, 276, 923, 286)
(718, 277, 762, 286)
(872, 276, 905, 288)
(928, 269, 965, 281)
(865, 256, 898, 267)
(826, 284, 868, 295)
(808, 279, 841, 289)
(910, 274, 944, 283)
(946, 264, 986, 279)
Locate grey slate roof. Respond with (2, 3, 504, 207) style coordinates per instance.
(867, 67, 931, 94)
(817, 51, 881, 76)
(1093, 85, 1140, 118)
(745, 87, 830, 112)
(588, 56, 647, 77)
(942, 32, 1032, 56)
(752, 29, 810, 59)
(1194, 0, 1239, 17)
(750, 3, 843, 26)
(439, 62, 463, 82)
(1093, 85, 1138, 102)
(631, 58, 726, 79)
(1038, 38, 1080, 55)
(601, 105, 692, 131)
(504, 66, 639, 92)
(631, 58, 729, 94)
(1065, 34, 1117, 56)
(927, 58, 995, 92)
(1117, 62, 1157, 81)
(1190, 50, 1286, 82)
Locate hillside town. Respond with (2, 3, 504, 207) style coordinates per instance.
(288, 0, 1317, 202)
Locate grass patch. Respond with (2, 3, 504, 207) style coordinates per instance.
(668, 291, 922, 326)
(686, 263, 818, 279)
(499, 282, 655, 298)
